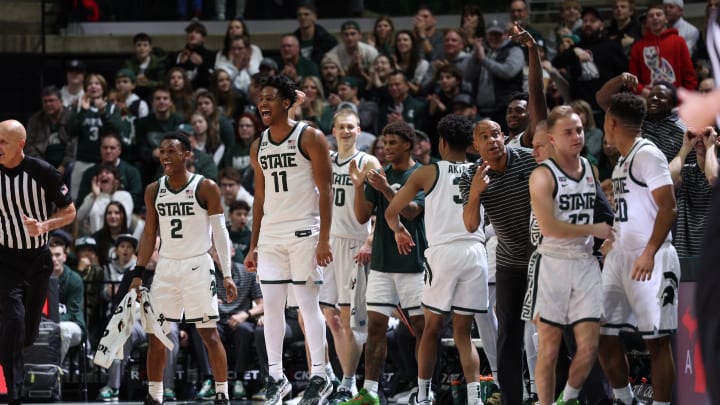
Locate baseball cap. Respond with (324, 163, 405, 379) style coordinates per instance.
(115, 234, 138, 249)
(66, 59, 86, 73)
(259, 57, 279, 71)
(49, 229, 73, 247)
(116, 68, 136, 82)
(452, 93, 474, 106)
(341, 20, 361, 32)
(486, 19, 507, 34)
(75, 236, 97, 250)
(339, 76, 360, 88)
(663, 0, 684, 7)
(581, 7, 604, 21)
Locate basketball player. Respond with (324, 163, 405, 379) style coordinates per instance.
(599, 93, 679, 405)
(320, 108, 381, 404)
(385, 114, 487, 405)
(243, 75, 334, 405)
(130, 132, 238, 405)
(528, 106, 614, 405)
(342, 121, 426, 405)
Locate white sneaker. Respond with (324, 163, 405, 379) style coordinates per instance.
(394, 387, 417, 404)
(284, 390, 305, 405)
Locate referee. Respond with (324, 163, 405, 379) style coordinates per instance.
(0, 120, 76, 404)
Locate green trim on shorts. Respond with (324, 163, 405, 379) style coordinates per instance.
(260, 279, 293, 284)
(451, 305, 488, 314)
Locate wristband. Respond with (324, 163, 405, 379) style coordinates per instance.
(131, 265, 146, 279)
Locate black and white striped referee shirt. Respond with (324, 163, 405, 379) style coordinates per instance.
(459, 146, 537, 270)
(0, 156, 72, 250)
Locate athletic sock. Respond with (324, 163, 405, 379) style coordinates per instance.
(341, 375, 357, 393)
(148, 381, 163, 403)
(467, 382, 482, 404)
(613, 384, 633, 404)
(563, 384, 580, 400)
(363, 379, 379, 397)
(416, 378, 431, 402)
(215, 381, 228, 397)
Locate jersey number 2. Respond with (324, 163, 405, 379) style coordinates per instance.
(170, 219, 183, 238)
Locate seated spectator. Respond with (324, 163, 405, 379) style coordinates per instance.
(190, 111, 226, 167)
(279, 33, 320, 85)
(569, 99, 604, 162)
(607, 0, 643, 55)
(297, 75, 334, 134)
(378, 71, 428, 133)
(628, 4, 696, 93)
(67, 73, 122, 201)
(183, 124, 220, 181)
(166, 21, 215, 90)
(215, 35, 253, 94)
(73, 236, 104, 346)
(215, 18, 263, 74)
(364, 54, 394, 104)
(106, 88, 137, 161)
(393, 30, 431, 95)
(327, 21, 379, 79)
(229, 112, 262, 173)
(210, 69, 246, 121)
(92, 202, 132, 266)
(166, 67, 194, 123)
(50, 240, 85, 363)
(134, 86, 185, 185)
(195, 89, 236, 166)
(218, 167, 254, 219)
(670, 126, 718, 257)
(60, 59, 85, 108)
(76, 132, 143, 213)
(228, 200, 252, 262)
(102, 234, 137, 304)
(25, 85, 74, 175)
(337, 76, 379, 135)
(320, 55, 345, 103)
(368, 16, 395, 57)
(123, 33, 166, 103)
(76, 162, 134, 236)
(426, 64, 463, 143)
(293, 4, 338, 66)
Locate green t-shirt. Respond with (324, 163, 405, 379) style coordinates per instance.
(365, 163, 426, 273)
(229, 225, 251, 262)
(45, 122, 66, 167)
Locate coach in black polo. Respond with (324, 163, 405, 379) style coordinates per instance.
(0, 120, 76, 404)
(460, 119, 537, 405)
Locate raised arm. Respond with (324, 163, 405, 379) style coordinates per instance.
(596, 73, 638, 112)
(513, 24, 548, 147)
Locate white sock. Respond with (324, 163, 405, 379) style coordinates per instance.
(416, 378, 431, 402)
(215, 381, 228, 397)
(261, 284, 288, 381)
(467, 382, 482, 404)
(341, 375, 357, 393)
(563, 383, 580, 400)
(363, 379, 379, 397)
(653, 402, 670, 405)
(326, 363, 337, 381)
(148, 381, 163, 403)
(613, 384, 633, 404)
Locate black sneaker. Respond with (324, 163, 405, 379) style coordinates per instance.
(265, 374, 292, 405)
(214, 392, 230, 405)
(327, 388, 354, 405)
(299, 375, 333, 405)
(143, 394, 162, 405)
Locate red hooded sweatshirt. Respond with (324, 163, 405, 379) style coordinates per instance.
(628, 27, 697, 92)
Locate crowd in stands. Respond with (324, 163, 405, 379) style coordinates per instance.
(26, 0, 719, 402)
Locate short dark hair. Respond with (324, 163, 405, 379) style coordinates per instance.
(607, 93, 646, 128)
(100, 132, 123, 147)
(389, 70, 409, 83)
(41, 85, 62, 100)
(133, 32, 152, 44)
(96, 162, 121, 180)
(436, 64, 463, 83)
(163, 131, 192, 152)
(219, 167, 243, 183)
(437, 114, 473, 151)
(261, 74, 298, 105)
(229, 199, 251, 213)
(509, 92, 529, 103)
(651, 80, 678, 107)
(382, 121, 415, 145)
(152, 85, 171, 97)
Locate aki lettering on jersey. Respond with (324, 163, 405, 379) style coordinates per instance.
(259, 153, 298, 170)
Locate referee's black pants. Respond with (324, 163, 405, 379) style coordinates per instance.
(0, 247, 52, 402)
(495, 267, 528, 405)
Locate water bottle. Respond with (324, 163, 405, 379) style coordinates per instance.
(451, 380, 465, 405)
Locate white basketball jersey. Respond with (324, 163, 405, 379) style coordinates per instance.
(331, 151, 372, 241)
(155, 174, 212, 259)
(612, 138, 672, 251)
(257, 123, 320, 241)
(425, 161, 485, 246)
(537, 157, 596, 254)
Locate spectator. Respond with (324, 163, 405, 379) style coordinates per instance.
(378, 71, 428, 133)
(258, 57, 279, 76)
(25, 85, 75, 174)
(504, 92, 531, 147)
(414, 5, 444, 61)
(371, 134, 387, 166)
(426, 64, 464, 150)
(166, 67, 194, 123)
(50, 240, 85, 363)
(363, 54, 394, 105)
(466, 19, 524, 130)
(552, 7, 628, 125)
(181, 124, 219, 181)
(195, 89, 236, 166)
(114, 68, 149, 121)
(123, 33, 166, 102)
(215, 35, 253, 94)
(451, 93, 479, 122)
(431, 28, 472, 77)
(337, 76, 379, 135)
(279, 33, 320, 85)
(218, 167, 254, 219)
(368, 16, 395, 57)
(166, 21, 215, 90)
(73, 236, 104, 346)
(67, 73, 122, 201)
(60, 59, 85, 108)
(229, 112, 262, 173)
(190, 111, 226, 168)
(670, 127, 718, 257)
(550, 0, 583, 56)
(216, 18, 263, 75)
(628, 4, 697, 92)
(664, 0, 700, 53)
(510, 0, 546, 51)
(293, 4, 338, 66)
(101, 233, 137, 304)
(227, 200, 252, 262)
(393, 30, 431, 95)
(327, 21, 379, 79)
(461, 4, 485, 53)
(134, 86, 185, 185)
(607, 0, 643, 55)
(210, 69, 245, 121)
(412, 130, 437, 165)
(569, 99, 604, 162)
(320, 55, 345, 103)
(76, 132, 142, 213)
(76, 162, 134, 236)
(297, 75, 334, 134)
(91, 201, 132, 267)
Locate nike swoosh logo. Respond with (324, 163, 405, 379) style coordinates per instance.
(192, 266, 200, 271)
